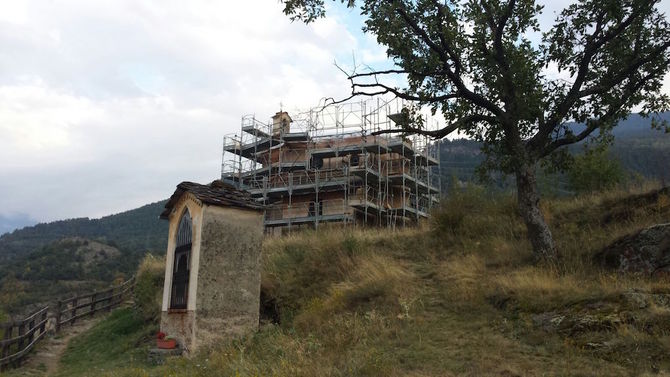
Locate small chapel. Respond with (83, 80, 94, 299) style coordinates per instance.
(158, 180, 264, 353)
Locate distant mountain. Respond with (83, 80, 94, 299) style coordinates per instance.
(574, 112, 670, 138)
(0, 200, 169, 266)
(438, 112, 670, 187)
(0, 213, 36, 237)
(437, 138, 485, 187)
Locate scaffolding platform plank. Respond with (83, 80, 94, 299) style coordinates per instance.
(224, 137, 276, 159)
(242, 125, 271, 138)
(349, 166, 382, 184)
(349, 199, 385, 213)
(282, 132, 310, 142)
(388, 139, 416, 156)
(248, 178, 349, 197)
(264, 213, 353, 227)
(311, 144, 363, 158)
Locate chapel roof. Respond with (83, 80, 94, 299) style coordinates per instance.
(160, 180, 264, 219)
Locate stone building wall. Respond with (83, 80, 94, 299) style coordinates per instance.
(193, 206, 263, 350)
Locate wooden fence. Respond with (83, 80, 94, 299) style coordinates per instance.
(0, 306, 48, 370)
(0, 277, 135, 370)
(55, 277, 135, 332)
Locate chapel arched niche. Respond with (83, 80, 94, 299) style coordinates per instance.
(170, 208, 192, 309)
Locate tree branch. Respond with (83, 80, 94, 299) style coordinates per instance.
(558, 6, 645, 108)
(577, 40, 670, 98)
(352, 82, 460, 102)
(531, 5, 650, 153)
(480, 0, 517, 134)
(392, 1, 505, 117)
(371, 114, 497, 139)
(434, 2, 464, 75)
(540, 64, 663, 157)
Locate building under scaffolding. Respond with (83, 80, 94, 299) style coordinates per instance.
(221, 97, 441, 232)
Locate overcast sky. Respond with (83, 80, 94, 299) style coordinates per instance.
(1, 0, 669, 231)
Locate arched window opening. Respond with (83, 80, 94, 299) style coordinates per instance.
(170, 210, 192, 309)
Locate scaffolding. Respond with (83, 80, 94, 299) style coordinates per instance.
(221, 97, 442, 233)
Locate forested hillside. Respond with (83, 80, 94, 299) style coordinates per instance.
(438, 112, 670, 189)
(0, 201, 167, 317)
(0, 201, 168, 316)
(0, 200, 168, 265)
(612, 137, 670, 182)
(0, 238, 134, 315)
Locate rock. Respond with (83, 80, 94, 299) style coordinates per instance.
(622, 291, 670, 309)
(593, 223, 670, 275)
(568, 314, 621, 335)
(147, 347, 183, 365)
(531, 303, 625, 336)
(531, 312, 561, 331)
(624, 291, 650, 309)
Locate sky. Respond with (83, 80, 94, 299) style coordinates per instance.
(0, 0, 669, 232)
(0, 0, 384, 230)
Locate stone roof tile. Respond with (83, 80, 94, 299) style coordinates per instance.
(160, 180, 264, 219)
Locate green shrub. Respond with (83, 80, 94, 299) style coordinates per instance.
(133, 254, 165, 321)
(567, 147, 625, 193)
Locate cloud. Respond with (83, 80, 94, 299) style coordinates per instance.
(0, 0, 366, 223)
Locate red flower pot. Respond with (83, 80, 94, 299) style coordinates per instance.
(157, 338, 177, 349)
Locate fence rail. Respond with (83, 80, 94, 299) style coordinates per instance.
(56, 277, 135, 332)
(0, 306, 48, 370)
(0, 276, 135, 371)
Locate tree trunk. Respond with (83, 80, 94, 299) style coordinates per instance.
(515, 164, 558, 262)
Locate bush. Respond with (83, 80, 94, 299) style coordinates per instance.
(134, 254, 165, 321)
(431, 185, 521, 244)
(567, 147, 625, 193)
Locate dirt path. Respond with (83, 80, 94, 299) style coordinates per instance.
(17, 317, 101, 377)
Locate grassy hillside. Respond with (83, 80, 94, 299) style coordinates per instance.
(50, 183, 670, 376)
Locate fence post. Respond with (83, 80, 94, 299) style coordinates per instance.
(128, 277, 135, 302)
(112, 287, 118, 308)
(106, 288, 113, 311)
(27, 319, 35, 344)
(17, 319, 28, 368)
(40, 310, 47, 335)
(2, 324, 12, 363)
(91, 292, 97, 317)
(70, 298, 77, 326)
(55, 301, 61, 333)
(17, 322, 25, 354)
